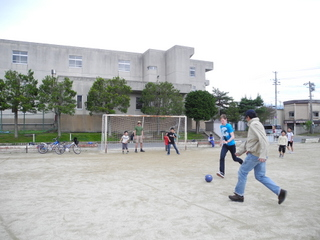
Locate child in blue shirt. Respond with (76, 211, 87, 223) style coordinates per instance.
(208, 134, 215, 147)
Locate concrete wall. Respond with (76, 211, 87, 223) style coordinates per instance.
(0, 39, 213, 132)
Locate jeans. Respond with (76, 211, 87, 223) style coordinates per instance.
(219, 144, 243, 174)
(168, 143, 179, 154)
(235, 153, 281, 196)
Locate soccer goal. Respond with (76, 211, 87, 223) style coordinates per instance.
(101, 114, 187, 153)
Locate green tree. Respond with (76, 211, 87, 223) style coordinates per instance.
(141, 81, 184, 115)
(238, 95, 264, 116)
(304, 120, 313, 133)
(85, 76, 132, 115)
(0, 79, 8, 131)
(185, 90, 218, 133)
(0, 70, 38, 138)
(226, 101, 242, 130)
(238, 95, 274, 124)
(258, 106, 275, 124)
(38, 76, 76, 137)
(0, 79, 8, 110)
(212, 87, 234, 117)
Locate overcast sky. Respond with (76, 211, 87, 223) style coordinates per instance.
(1, 0, 319, 106)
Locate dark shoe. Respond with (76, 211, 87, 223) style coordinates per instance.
(229, 193, 244, 202)
(278, 189, 287, 204)
(140, 149, 145, 152)
(135, 149, 137, 153)
(216, 172, 225, 178)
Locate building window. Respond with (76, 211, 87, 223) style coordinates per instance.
(313, 111, 319, 118)
(190, 67, 196, 77)
(12, 50, 28, 64)
(69, 55, 82, 68)
(147, 66, 157, 70)
(77, 95, 82, 109)
(136, 97, 142, 110)
(289, 111, 294, 117)
(118, 60, 130, 72)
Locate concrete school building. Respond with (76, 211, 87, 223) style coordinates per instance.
(0, 39, 213, 132)
(283, 99, 320, 134)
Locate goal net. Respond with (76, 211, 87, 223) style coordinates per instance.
(101, 114, 187, 153)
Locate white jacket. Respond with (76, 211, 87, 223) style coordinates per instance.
(237, 117, 269, 159)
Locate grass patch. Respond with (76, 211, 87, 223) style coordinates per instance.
(185, 132, 207, 140)
(0, 132, 102, 144)
(0, 131, 207, 144)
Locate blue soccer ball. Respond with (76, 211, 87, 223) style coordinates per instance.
(205, 174, 213, 182)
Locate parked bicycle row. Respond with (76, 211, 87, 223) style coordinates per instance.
(37, 137, 81, 155)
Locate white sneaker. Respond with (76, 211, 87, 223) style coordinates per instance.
(216, 172, 225, 178)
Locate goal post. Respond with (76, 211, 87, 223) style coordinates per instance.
(101, 114, 187, 153)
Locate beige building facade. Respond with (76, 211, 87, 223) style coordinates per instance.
(283, 100, 320, 134)
(0, 39, 213, 132)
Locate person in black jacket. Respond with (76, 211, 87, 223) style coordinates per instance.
(167, 128, 180, 155)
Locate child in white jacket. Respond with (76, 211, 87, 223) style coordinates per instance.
(278, 130, 288, 158)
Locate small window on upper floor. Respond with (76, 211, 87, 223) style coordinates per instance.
(69, 55, 82, 68)
(190, 67, 196, 77)
(147, 66, 157, 70)
(313, 111, 319, 118)
(77, 95, 82, 109)
(12, 50, 28, 64)
(119, 60, 130, 72)
(289, 111, 294, 117)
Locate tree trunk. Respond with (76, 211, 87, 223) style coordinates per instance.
(14, 110, 18, 138)
(196, 120, 200, 134)
(57, 112, 61, 137)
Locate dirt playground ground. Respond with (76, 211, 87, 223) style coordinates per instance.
(0, 141, 319, 240)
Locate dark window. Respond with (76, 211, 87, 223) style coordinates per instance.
(136, 97, 142, 110)
(77, 95, 82, 109)
(190, 67, 196, 77)
(289, 111, 294, 117)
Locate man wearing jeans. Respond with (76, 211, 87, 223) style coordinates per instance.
(228, 109, 287, 204)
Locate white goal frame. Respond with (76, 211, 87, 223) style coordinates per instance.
(101, 114, 187, 153)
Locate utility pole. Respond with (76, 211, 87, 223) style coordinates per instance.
(304, 81, 315, 134)
(272, 71, 280, 126)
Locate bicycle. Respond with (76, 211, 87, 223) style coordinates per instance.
(55, 137, 81, 155)
(38, 138, 60, 154)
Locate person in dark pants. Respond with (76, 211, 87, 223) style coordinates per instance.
(167, 128, 180, 155)
(217, 114, 243, 178)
